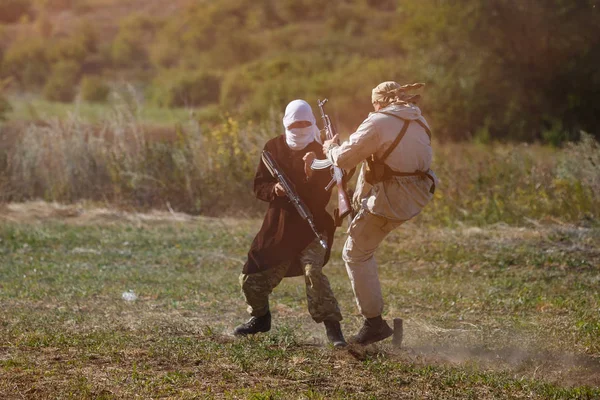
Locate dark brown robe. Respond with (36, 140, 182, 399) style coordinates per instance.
(243, 135, 336, 277)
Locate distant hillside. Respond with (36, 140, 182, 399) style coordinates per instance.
(0, 0, 598, 143)
(1, 0, 186, 39)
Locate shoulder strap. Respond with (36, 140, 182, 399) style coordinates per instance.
(415, 119, 432, 140)
(379, 111, 432, 140)
(378, 116, 410, 162)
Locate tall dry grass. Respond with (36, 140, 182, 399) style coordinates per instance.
(421, 137, 600, 226)
(0, 102, 598, 225)
(0, 98, 272, 215)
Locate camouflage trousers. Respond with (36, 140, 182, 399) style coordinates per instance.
(240, 237, 343, 323)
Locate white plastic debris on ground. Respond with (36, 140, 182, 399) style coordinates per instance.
(121, 290, 137, 302)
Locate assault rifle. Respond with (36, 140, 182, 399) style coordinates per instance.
(261, 150, 328, 250)
(310, 99, 353, 224)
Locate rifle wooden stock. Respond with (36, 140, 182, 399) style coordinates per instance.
(316, 98, 354, 223)
(336, 181, 352, 219)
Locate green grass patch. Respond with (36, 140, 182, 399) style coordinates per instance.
(6, 95, 192, 125)
(0, 216, 598, 398)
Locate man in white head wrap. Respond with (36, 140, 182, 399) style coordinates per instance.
(320, 82, 438, 345)
(283, 99, 322, 151)
(234, 99, 346, 347)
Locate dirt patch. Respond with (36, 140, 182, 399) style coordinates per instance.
(0, 201, 247, 227)
(398, 343, 600, 388)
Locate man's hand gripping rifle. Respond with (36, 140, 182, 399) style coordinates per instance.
(261, 150, 328, 250)
(310, 99, 353, 225)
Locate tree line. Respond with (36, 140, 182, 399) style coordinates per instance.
(0, 0, 598, 143)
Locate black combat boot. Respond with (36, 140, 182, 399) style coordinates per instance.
(349, 315, 393, 345)
(233, 311, 271, 336)
(324, 320, 347, 348)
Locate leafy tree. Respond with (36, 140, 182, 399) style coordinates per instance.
(0, 0, 597, 144)
(387, 0, 600, 142)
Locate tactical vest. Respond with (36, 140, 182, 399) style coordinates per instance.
(364, 112, 436, 194)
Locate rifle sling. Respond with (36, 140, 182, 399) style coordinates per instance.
(378, 118, 410, 163)
(378, 111, 432, 139)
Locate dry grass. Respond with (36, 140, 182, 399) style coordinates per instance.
(0, 102, 272, 215)
(1, 107, 599, 224)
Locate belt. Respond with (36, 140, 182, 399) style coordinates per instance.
(389, 170, 436, 194)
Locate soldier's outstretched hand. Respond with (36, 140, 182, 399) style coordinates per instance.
(303, 152, 316, 178)
(323, 134, 339, 154)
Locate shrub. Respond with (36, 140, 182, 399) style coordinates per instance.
(47, 38, 88, 65)
(111, 35, 146, 68)
(219, 56, 314, 112)
(558, 132, 600, 196)
(154, 71, 221, 108)
(43, 61, 81, 103)
(0, 96, 12, 121)
(80, 75, 110, 103)
(1, 37, 49, 88)
(207, 32, 263, 69)
(327, 3, 368, 36)
(274, 0, 330, 23)
(110, 16, 157, 68)
(75, 21, 99, 54)
(41, 0, 75, 11)
(0, 0, 33, 24)
(0, 78, 12, 121)
(365, 0, 396, 11)
(219, 54, 396, 128)
(35, 15, 54, 37)
(149, 2, 262, 70)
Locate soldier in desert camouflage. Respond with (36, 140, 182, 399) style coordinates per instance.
(322, 82, 437, 345)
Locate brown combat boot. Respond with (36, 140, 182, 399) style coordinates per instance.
(324, 320, 347, 348)
(349, 315, 393, 345)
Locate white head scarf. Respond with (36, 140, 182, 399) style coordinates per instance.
(283, 99, 321, 151)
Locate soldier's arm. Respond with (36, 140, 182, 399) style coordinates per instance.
(253, 144, 278, 202)
(325, 116, 380, 170)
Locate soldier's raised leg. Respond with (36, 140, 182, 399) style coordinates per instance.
(343, 210, 403, 345)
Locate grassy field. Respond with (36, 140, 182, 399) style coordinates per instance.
(0, 202, 599, 399)
(6, 95, 194, 125)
